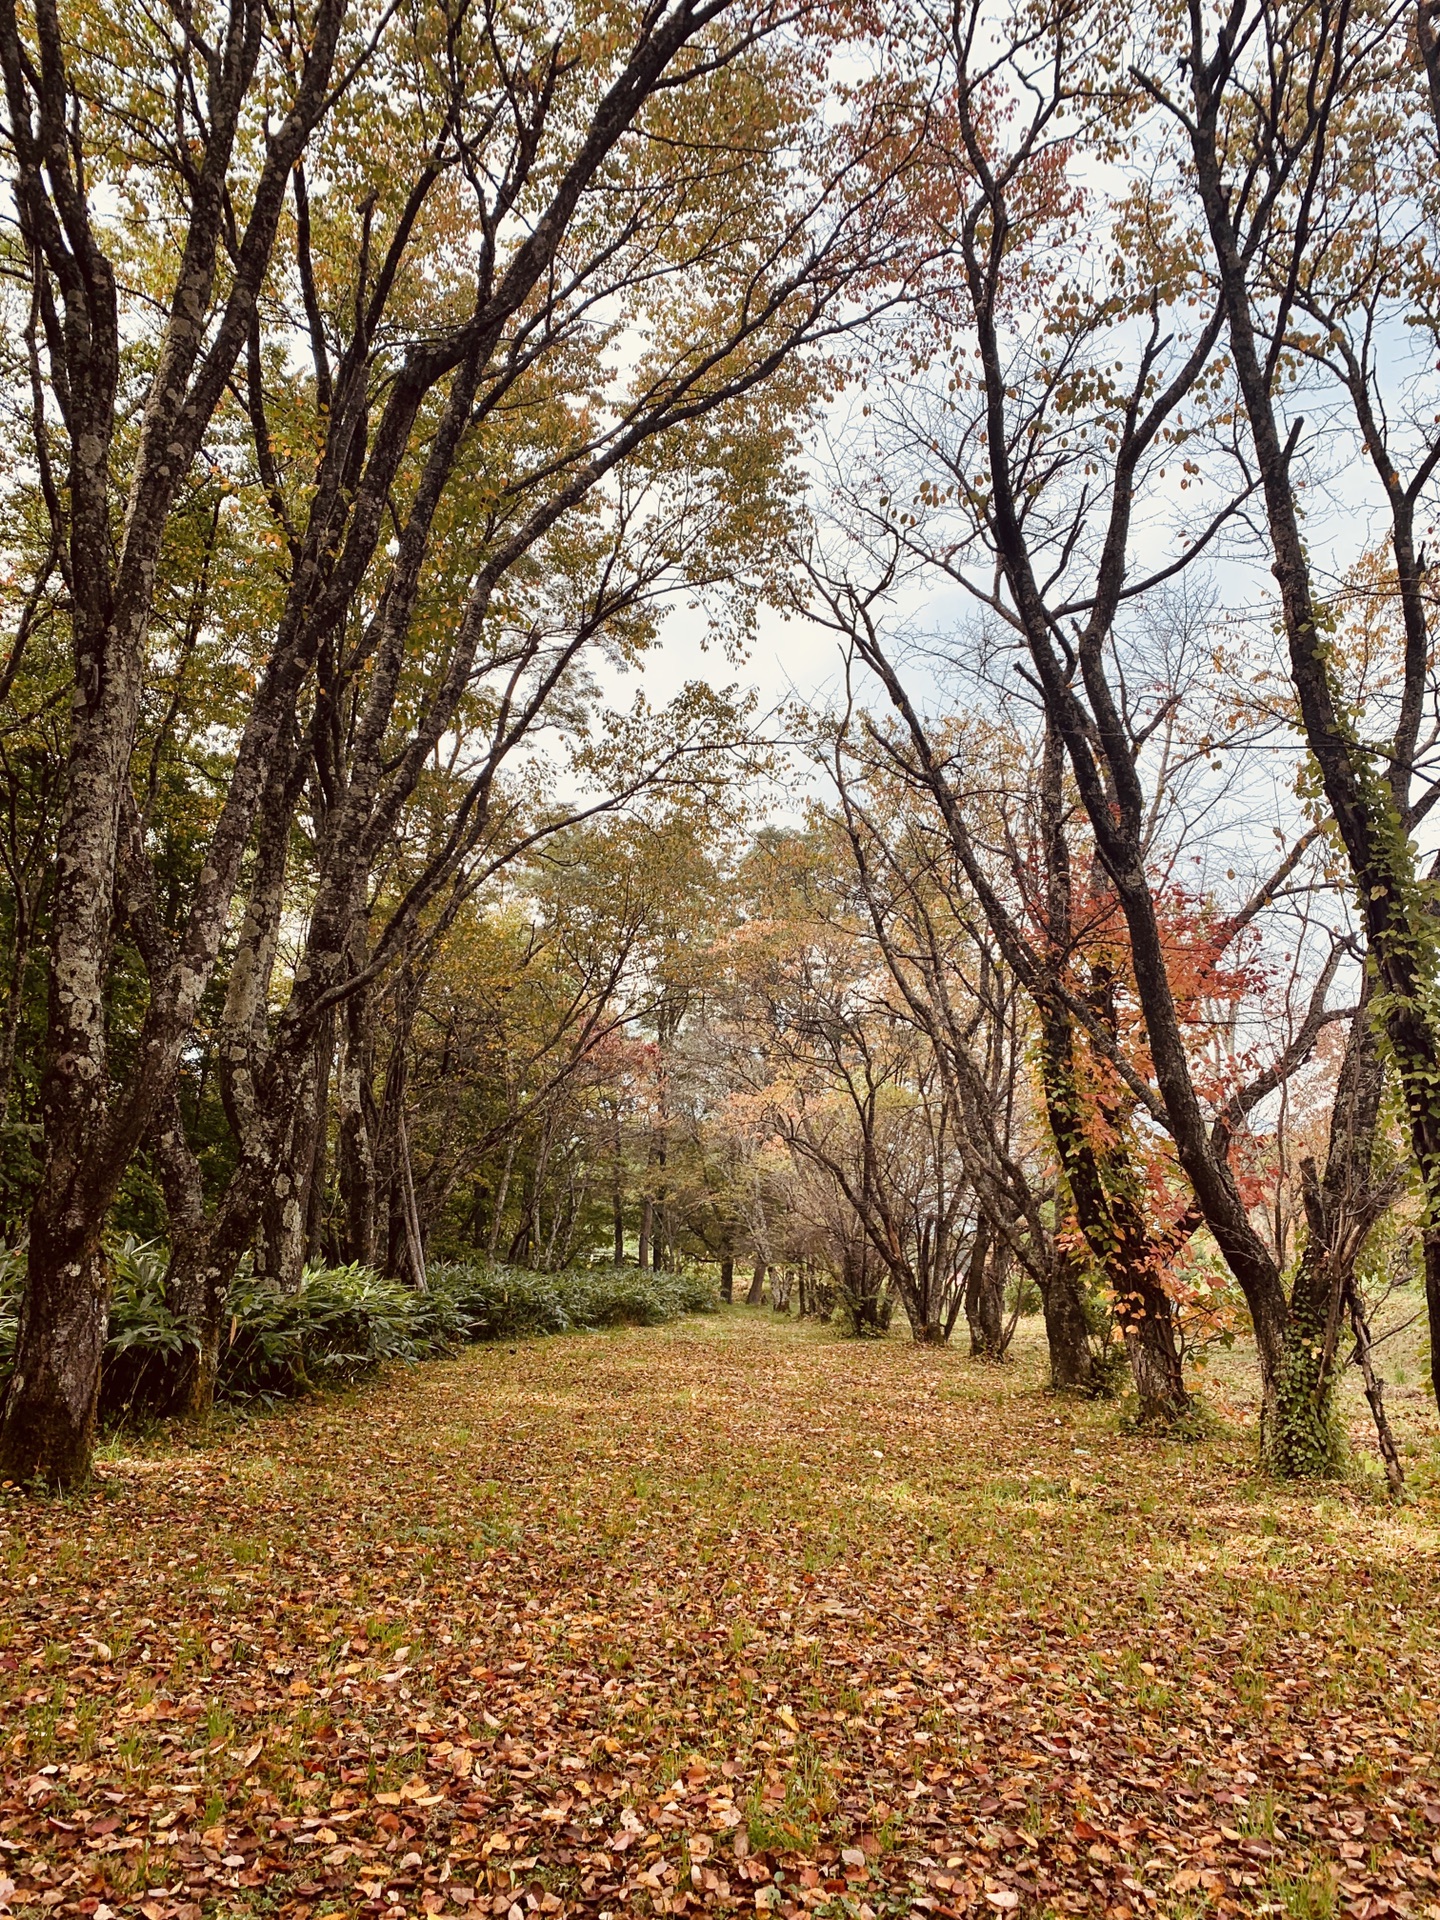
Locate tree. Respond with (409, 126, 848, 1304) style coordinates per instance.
(1139, 0, 1440, 1418)
(0, 0, 356, 1481)
(0, 0, 917, 1481)
(821, 0, 1373, 1462)
(823, 692, 1211, 1411)
(721, 823, 980, 1343)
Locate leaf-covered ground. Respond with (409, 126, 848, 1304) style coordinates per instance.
(3, 1311, 1439, 1920)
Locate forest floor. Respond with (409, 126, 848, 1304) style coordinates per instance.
(2, 1310, 1439, 1920)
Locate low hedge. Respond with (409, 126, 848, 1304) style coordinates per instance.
(0, 1246, 718, 1422)
(433, 1261, 718, 1341)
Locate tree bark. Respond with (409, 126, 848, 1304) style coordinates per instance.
(1267, 1002, 1390, 1476)
(1039, 1242, 1099, 1395)
(280, 1039, 325, 1291)
(149, 1079, 224, 1421)
(0, 1231, 108, 1484)
(1118, 1276, 1190, 1428)
(305, 1017, 334, 1263)
(964, 1219, 1004, 1360)
(486, 1132, 518, 1262)
(338, 989, 377, 1268)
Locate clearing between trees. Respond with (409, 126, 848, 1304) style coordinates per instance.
(2, 1313, 1438, 1920)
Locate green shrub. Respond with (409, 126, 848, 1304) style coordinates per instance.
(429, 1261, 717, 1341)
(0, 1245, 20, 1385)
(217, 1263, 467, 1402)
(1, 1235, 194, 1421)
(100, 1237, 193, 1420)
(0, 1248, 718, 1422)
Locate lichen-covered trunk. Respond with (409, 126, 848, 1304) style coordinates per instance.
(162, 1235, 228, 1423)
(275, 1045, 324, 1293)
(0, 1228, 108, 1485)
(148, 1078, 221, 1421)
(305, 1019, 334, 1264)
(3, 614, 142, 1482)
(162, 1060, 314, 1421)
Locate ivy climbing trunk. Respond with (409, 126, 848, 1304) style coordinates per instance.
(1185, 15, 1440, 1420)
(1266, 1002, 1392, 1478)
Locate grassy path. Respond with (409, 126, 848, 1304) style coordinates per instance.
(2, 1311, 1439, 1920)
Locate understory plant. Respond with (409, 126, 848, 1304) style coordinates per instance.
(0, 1249, 717, 1426)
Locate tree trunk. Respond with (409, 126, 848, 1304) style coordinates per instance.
(304, 1018, 334, 1264)
(1267, 1004, 1391, 1475)
(965, 1219, 1005, 1360)
(486, 1132, 518, 1261)
(719, 1254, 734, 1303)
(1117, 1274, 1189, 1428)
(160, 1233, 228, 1423)
(277, 1043, 324, 1291)
(638, 1195, 653, 1273)
(557, 1175, 585, 1270)
(149, 1078, 224, 1422)
(338, 992, 377, 1268)
(159, 1118, 291, 1422)
(746, 1257, 766, 1305)
(0, 1229, 108, 1484)
(397, 1103, 427, 1290)
(610, 1102, 626, 1264)
(1039, 1245, 1098, 1394)
(0, 897, 34, 1119)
